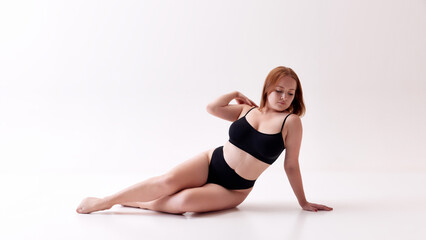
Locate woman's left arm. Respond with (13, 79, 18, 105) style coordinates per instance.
(283, 115, 333, 212)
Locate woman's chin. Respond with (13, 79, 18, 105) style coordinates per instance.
(272, 106, 288, 112)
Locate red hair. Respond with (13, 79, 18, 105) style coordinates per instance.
(259, 66, 305, 116)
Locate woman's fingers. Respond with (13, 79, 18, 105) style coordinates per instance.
(302, 205, 317, 212)
(250, 100, 259, 107)
(235, 99, 245, 104)
(235, 96, 257, 107)
(312, 203, 333, 211)
(248, 100, 257, 107)
(321, 206, 333, 211)
(302, 202, 333, 212)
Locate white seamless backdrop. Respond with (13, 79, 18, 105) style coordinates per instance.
(1, 0, 425, 176)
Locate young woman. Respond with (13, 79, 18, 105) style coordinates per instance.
(76, 66, 333, 214)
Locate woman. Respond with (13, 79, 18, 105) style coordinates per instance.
(76, 66, 333, 214)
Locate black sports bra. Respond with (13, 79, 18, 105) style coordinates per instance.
(228, 107, 291, 165)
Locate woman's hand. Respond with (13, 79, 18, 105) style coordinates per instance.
(234, 92, 258, 107)
(301, 202, 333, 212)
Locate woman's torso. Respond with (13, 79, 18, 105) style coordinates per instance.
(216, 106, 291, 181)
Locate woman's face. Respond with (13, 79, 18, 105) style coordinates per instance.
(266, 76, 297, 111)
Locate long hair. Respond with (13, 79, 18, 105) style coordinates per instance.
(259, 66, 305, 116)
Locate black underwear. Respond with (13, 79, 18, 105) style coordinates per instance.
(206, 146, 256, 190)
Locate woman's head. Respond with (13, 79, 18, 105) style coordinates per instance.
(259, 66, 305, 116)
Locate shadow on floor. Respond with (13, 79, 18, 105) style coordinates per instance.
(90, 205, 241, 219)
(91, 201, 305, 218)
(240, 201, 301, 213)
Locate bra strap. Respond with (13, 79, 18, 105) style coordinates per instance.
(280, 113, 292, 132)
(244, 107, 257, 117)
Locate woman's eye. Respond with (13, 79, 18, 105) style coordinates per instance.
(289, 93, 294, 96)
(276, 90, 283, 93)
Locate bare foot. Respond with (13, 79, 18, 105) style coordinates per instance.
(76, 197, 112, 214)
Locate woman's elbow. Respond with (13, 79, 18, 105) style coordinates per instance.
(284, 162, 299, 173)
(206, 104, 216, 115)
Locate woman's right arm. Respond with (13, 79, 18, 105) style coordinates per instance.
(206, 91, 258, 122)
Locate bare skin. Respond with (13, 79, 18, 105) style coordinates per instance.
(77, 148, 252, 214)
(76, 76, 333, 214)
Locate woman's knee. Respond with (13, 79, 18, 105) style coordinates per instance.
(176, 191, 244, 213)
(159, 169, 207, 192)
(173, 192, 196, 213)
(156, 174, 181, 193)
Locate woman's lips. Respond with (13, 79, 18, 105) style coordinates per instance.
(278, 101, 286, 105)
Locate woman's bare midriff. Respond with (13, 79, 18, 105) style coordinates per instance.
(223, 141, 270, 180)
(206, 141, 270, 181)
(206, 142, 264, 194)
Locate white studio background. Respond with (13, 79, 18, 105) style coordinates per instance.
(0, 0, 425, 178)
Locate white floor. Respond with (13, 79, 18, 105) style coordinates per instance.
(1, 170, 425, 240)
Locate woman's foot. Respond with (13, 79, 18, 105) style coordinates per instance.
(76, 197, 113, 214)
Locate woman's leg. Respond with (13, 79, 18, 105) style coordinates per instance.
(136, 183, 252, 214)
(76, 149, 213, 214)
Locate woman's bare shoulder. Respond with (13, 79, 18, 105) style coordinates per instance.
(241, 104, 256, 113)
(285, 114, 302, 129)
(232, 104, 256, 119)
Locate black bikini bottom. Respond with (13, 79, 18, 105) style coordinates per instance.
(206, 146, 256, 190)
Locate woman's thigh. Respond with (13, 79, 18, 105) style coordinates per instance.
(152, 183, 251, 213)
(163, 148, 215, 190)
